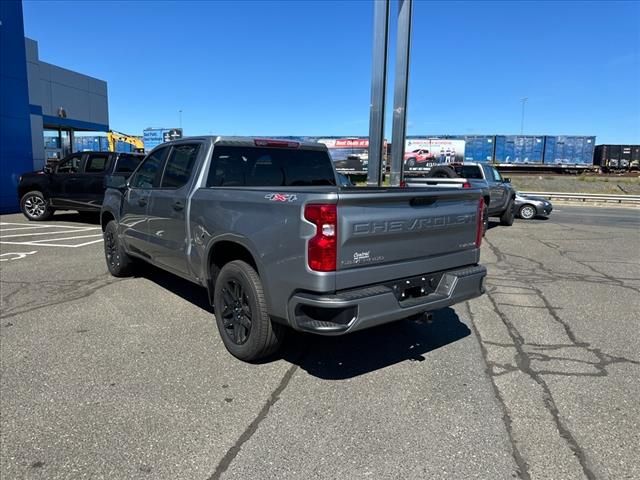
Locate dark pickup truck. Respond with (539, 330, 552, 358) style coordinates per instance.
(18, 151, 144, 221)
(101, 136, 487, 361)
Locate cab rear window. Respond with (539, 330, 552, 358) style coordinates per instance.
(207, 146, 336, 187)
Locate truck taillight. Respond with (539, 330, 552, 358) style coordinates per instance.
(304, 203, 337, 272)
(476, 197, 485, 248)
(462, 182, 472, 189)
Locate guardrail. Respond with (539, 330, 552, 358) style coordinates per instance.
(519, 192, 640, 205)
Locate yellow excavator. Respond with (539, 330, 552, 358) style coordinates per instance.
(107, 130, 144, 153)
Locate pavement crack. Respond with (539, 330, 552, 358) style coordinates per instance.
(484, 291, 597, 480)
(464, 301, 531, 480)
(208, 364, 298, 480)
(483, 237, 640, 293)
(537, 238, 640, 294)
(482, 238, 604, 478)
(0, 274, 121, 320)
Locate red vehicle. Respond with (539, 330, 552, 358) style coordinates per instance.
(404, 148, 436, 167)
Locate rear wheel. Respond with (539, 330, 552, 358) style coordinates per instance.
(20, 191, 53, 221)
(213, 260, 285, 362)
(103, 220, 134, 277)
(499, 198, 515, 226)
(518, 204, 536, 220)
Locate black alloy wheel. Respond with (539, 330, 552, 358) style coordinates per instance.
(220, 279, 253, 345)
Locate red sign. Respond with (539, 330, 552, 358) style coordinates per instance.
(334, 139, 369, 148)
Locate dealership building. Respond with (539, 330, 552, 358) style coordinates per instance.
(0, 0, 109, 212)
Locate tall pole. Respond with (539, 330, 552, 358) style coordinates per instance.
(366, 0, 390, 187)
(520, 97, 527, 135)
(389, 0, 413, 187)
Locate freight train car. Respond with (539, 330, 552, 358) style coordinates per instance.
(594, 144, 640, 171)
(494, 135, 545, 164)
(543, 136, 595, 166)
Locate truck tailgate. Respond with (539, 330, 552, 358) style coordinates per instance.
(335, 188, 481, 290)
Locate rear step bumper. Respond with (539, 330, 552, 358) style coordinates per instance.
(288, 265, 486, 335)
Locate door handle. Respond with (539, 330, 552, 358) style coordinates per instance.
(172, 201, 184, 211)
(138, 198, 148, 207)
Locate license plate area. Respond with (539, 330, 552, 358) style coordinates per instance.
(385, 272, 445, 302)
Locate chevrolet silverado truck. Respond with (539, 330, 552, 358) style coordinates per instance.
(101, 137, 487, 361)
(18, 151, 144, 221)
(405, 163, 516, 228)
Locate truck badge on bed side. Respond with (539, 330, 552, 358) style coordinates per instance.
(265, 193, 298, 202)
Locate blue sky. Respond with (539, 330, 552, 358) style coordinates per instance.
(23, 0, 640, 143)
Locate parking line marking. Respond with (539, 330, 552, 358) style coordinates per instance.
(0, 222, 94, 228)
(0, 225, 65, 232)
(29, 233, 103, 243)
(0, 251, 38, 262)
(0, 227, 100, 238)
(0, 239, 103, 248)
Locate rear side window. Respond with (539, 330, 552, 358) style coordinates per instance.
(56, 154, 82, 174)
(115, 154, 143, 173)
(207, 146, 336, 187)
(161, 144, 200, 188)
(131, 147, 168, 189)
(456, 165, 484, 179)
(85, 153, 109, 173)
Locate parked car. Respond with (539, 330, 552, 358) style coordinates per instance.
(405, 162, 517, 229)
(515, 193, 553, 220)
(404, 148, 436, 167)
(101, 136, 487, 361)
(18, 151, 144, 221)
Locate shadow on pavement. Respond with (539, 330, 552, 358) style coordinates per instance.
(281, 307, 470, 380)
(134, 263, 471, 379)
(135, 263, 213, 313)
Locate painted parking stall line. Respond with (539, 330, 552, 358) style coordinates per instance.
(0, 221, 104, 248)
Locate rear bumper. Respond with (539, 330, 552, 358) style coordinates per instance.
(288, 264, 486, 335)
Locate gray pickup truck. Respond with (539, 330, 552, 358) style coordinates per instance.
(101, 137, 487, 361)
(406, 163, 517, 228)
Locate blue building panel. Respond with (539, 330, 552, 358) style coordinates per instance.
(543, 136, 595, 165)
(0, 0, 33, 213)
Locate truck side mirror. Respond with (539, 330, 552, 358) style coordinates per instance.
(104, 175, 128, 190)
(503, 177, 511, 183)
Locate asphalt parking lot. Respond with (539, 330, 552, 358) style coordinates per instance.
(1, 206, 638, 480)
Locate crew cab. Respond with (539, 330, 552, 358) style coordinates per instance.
(405, 163, 517, 228)
(101, 137, 487, 361)
(18, 151, 144, 221)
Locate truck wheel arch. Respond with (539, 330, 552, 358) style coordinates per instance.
(207, 240, 262, 299)
(101, 211, 116, 231)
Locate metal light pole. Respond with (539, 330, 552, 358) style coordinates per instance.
(366, 0, 390, 187)
(389, 0, 413, 187)
(520, 97, 527, 135)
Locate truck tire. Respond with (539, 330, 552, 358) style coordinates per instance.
(406, 158, 416, 167)
(427, 166, 457, 178)
(499, 198, 515, 226)
(213, 260, 285, 362)
(20, 191, 53, 221)
(103, 220, 134, 277)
